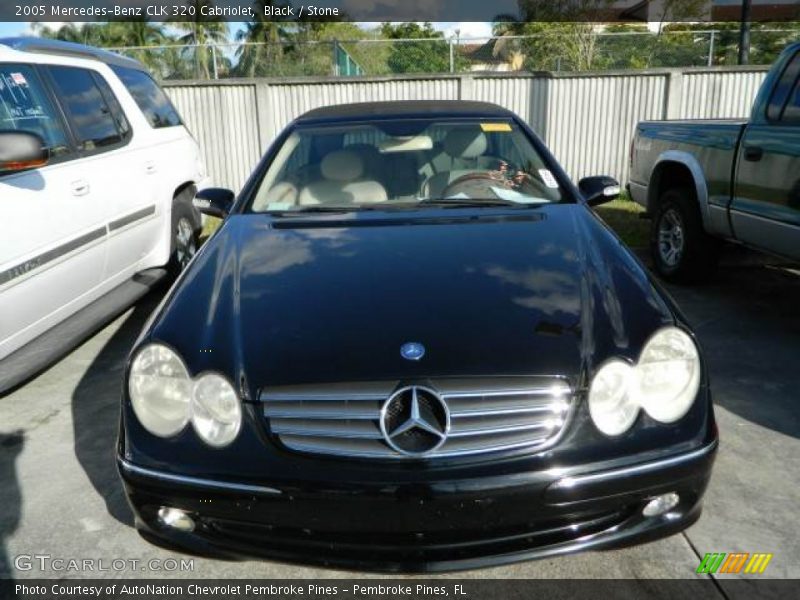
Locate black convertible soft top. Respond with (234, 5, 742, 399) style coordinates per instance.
(297, 101, 514, 123)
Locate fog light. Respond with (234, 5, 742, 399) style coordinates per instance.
(157, 507, 195, 532)
(643, 492, 680, 517)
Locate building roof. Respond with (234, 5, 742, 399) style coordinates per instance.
(297, 101, 513, 123)
(459, 39, 505, 65)
(0, 37, 146, 71)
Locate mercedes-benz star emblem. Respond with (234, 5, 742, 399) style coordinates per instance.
(400, 342, 425, 361)
(380, 386, 450, 456)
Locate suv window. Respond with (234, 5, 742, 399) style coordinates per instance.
(47, 66, 127, 151)
(92, 72, 131, 138)
(110, 65, 181, 128)
(0, 64, 70, 160)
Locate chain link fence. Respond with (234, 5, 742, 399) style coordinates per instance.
(110, 29, 800, 81)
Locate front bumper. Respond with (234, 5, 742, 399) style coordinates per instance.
(628, 180, 649, 209)
(118, 439, 717, 572)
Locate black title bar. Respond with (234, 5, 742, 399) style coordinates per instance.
(2, 579, 799, 600)
(3, 0, 800, 22)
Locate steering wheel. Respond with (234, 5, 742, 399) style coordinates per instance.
(440, 172, 505, 199)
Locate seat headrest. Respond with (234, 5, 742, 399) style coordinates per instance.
(320, 150, 364, 182)
(443, 128, 488, 159)
(298, 180, 388, 206)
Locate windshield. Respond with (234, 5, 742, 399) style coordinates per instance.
(249, 119, 564, 213)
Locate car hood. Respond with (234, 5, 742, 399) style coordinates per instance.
(151, 206, 675, 397)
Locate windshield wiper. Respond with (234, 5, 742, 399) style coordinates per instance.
(270, 205, 376, 216)
(418, 198, 526, 208)
(268, 199, 540, 216)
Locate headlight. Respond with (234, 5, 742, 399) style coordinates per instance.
(635, 327, 701, 424)
(191, 373, 242, 447)
(588, 359, 639, 436)
(588, 327, 701, 436)
(129, 344, 191, 437)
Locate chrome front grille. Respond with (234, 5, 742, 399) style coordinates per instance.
(261, 378, 573, 460)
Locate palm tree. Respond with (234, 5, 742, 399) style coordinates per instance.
(492, 18, 527, 71)
(235, 1, 293, 77)
(108, 19, 167, 48)
(94, 20, 169, 74)
(34, 23, 105, 46)
(171, 0, 229, 79)
(33, 21, 179, 79)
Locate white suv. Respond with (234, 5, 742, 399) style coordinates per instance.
(0, 37, 209, 393)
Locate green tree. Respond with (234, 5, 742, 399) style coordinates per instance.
(234, 1, 293, 77)
(33, 21, 179, 77)
(593, 24, 657, 70)
(171, 0, 229, 79)
(35, 23, 107, 46)
(379, 22, 460, 74)
(492, 21, 602, 71)
(104, 19, 166, 47)
(290, 22, 391, 77)
(493, 2, 616, 72)
(664, 22, 800, 67)
(282, 20, 340, 76)
(493, 0, 721, 71)
(35, 20, 166, 48)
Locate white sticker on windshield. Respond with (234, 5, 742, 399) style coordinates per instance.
(489, 187, 549, 204)
(10, 73, 27, 86)
(266, 202, 294, 211)
(538, 169, 559, 189)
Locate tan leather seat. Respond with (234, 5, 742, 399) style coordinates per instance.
(298, 150, 388, 206)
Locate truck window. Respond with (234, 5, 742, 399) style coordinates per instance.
(778, 75, 800, 123)
(47, 66, 127, 152)
(767, 51, 800, 122)
(0, 64, 70, 160)
(110, 65, 182, 129)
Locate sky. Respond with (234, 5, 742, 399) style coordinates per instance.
(0, 21, 496, 42)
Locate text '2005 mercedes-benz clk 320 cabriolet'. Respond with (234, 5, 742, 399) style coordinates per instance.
(117, 101, 717, 572)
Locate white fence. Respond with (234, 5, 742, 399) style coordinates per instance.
(163, 66, 769, 192)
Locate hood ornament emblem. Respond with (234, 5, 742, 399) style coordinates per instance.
(380, 386, 450, 456)
(400, 342, 426, 361)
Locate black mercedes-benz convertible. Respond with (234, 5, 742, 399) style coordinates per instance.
(117, 101, 717, 572)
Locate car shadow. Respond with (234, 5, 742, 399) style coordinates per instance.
(664, 263, 800, 441)
(70, 287, 167, 528)
(0, 430, 24, 582)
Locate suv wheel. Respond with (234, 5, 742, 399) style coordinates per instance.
(168, 191, 199, 276)
(650, 187, 719, 283)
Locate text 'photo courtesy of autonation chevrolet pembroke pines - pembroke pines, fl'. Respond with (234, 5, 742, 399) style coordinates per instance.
(0, 1, 799, 599)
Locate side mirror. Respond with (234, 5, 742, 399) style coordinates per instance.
(579, 176, 620, 207)
(0, 131, 48, 172)
(193, 187, 234, 219)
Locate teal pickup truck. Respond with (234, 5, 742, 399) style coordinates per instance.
(629, 42, 800, 282)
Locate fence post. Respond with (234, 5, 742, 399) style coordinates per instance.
(459, 73, 475, 101)
(708, 31, 716, 67)
(664, 70, 684, 119)
(332, 40, 339, 76)
(211, 43, 219, 80)
(254, 81, 274, 151)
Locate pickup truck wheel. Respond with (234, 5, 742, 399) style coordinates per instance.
(168, 191, 200, 277)
(650, 188, 719, 283)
